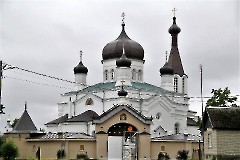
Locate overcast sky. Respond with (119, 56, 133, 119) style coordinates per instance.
(0, 0, 239, 132)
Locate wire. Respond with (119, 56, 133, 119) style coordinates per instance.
(4, 63, 74, 83)
(4, 76, 74, 90)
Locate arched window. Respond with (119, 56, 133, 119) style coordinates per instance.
(120, 113, 127, 120)
(174, 77, 178, 92)
(85, 98, 94, 105)
(104, 70, 108, 81)
(110, 69, 114, 80)
(161, 146, 165, 151)
(174, 123, 180, 134)
(138, 70, 142, 81)
(132, 69, 136, 80)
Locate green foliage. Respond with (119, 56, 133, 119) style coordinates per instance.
(158, 152, 170, 160)
(206, 87, 239, 107)
(26, 157, 34, 160)
(76, 153, 90, 160)
(1, 140, 19, 160)
(177, 150, 189, 160)
(0, 136, 5, 157)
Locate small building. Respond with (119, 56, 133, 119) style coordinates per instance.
(202, 107, 240, 160)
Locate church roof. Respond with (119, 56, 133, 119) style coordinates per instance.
(102, 23, 144, 61)
(203, 107, 240, 130)
(45, 114, 69, 125)
(46, 111, 99, 125)
(12, 108, 38, 133)
(68, 110, 99, 122)
(93, 104, 152, 124)
(187, 117, 197, 126)
(27, 132, 95, 140)
(64, 81, 177, 96)
(167, 16, 186, 77)
(152, 133, 201, 142)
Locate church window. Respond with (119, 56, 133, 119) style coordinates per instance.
(161, 146, 165, 151)
(174, 77, 178, 92)
(80, 145, 84, 151)
(132, 69, 136, 80)
(120, 113, 127, 120)
(85, 98, 93, 105)
(208, 133, 212, 148)
(111, 69, 114, 80)
(104, 70, 108, 81)
(182, 77, 185, 94)
(174, 123, 180, 134)
(138, 70, 142, 81)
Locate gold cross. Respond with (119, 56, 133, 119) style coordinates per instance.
(121, 12, 125, 24)
(172, 8, 177, 17)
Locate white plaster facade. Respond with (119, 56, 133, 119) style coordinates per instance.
(45, 17, 199, 138)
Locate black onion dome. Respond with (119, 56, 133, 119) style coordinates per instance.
(74, 62, 88, 74)
(102, 23, 144, 61)
(116, 49, 132, 67)
(118, 86, 128, 97)
(160, 62, 174, 75)
(168, 17, 181, 35)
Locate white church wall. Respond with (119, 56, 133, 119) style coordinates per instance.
(46, 125, 59, 133)
(186, 126, 200, 135)
(74, 96, 103, 116)
(60, 122, 87, 133)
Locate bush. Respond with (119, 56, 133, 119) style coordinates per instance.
(76, 153, 90, 160)
(158, 152, 170, 160)
(176, 150, 189, 160)
(1, 140, 19, 160)
(0, 136, 4, 157)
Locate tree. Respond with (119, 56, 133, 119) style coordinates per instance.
(158, 152, 170, 160)
(0, 136, 5, 157)
(1, 140, 19, 160)
(206, 87, 239, 107)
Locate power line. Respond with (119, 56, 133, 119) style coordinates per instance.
(3, 63, 75, 83)
(4, 76, 74, 90)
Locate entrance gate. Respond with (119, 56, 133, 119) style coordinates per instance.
(107, 123, 138, 160)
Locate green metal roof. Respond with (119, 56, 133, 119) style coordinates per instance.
(63, 81, 177, 96)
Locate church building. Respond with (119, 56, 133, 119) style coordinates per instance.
(5, 14, 201, 160)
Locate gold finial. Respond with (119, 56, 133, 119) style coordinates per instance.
(172, 8, 177, 17)
(121, 12, 125, 24)
(80, 50, 83, 62)
(165, 51, 168, 62)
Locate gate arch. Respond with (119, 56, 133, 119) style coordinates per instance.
(108, 123, 138, 136)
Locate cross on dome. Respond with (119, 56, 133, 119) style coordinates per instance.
(172, 8, 177, 17)
(121, 12, 125, 24)
(79, 50, 83, 62)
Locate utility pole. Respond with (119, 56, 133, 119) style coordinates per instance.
(0, 60, 5, 114)
(0, 61, 15, 114)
